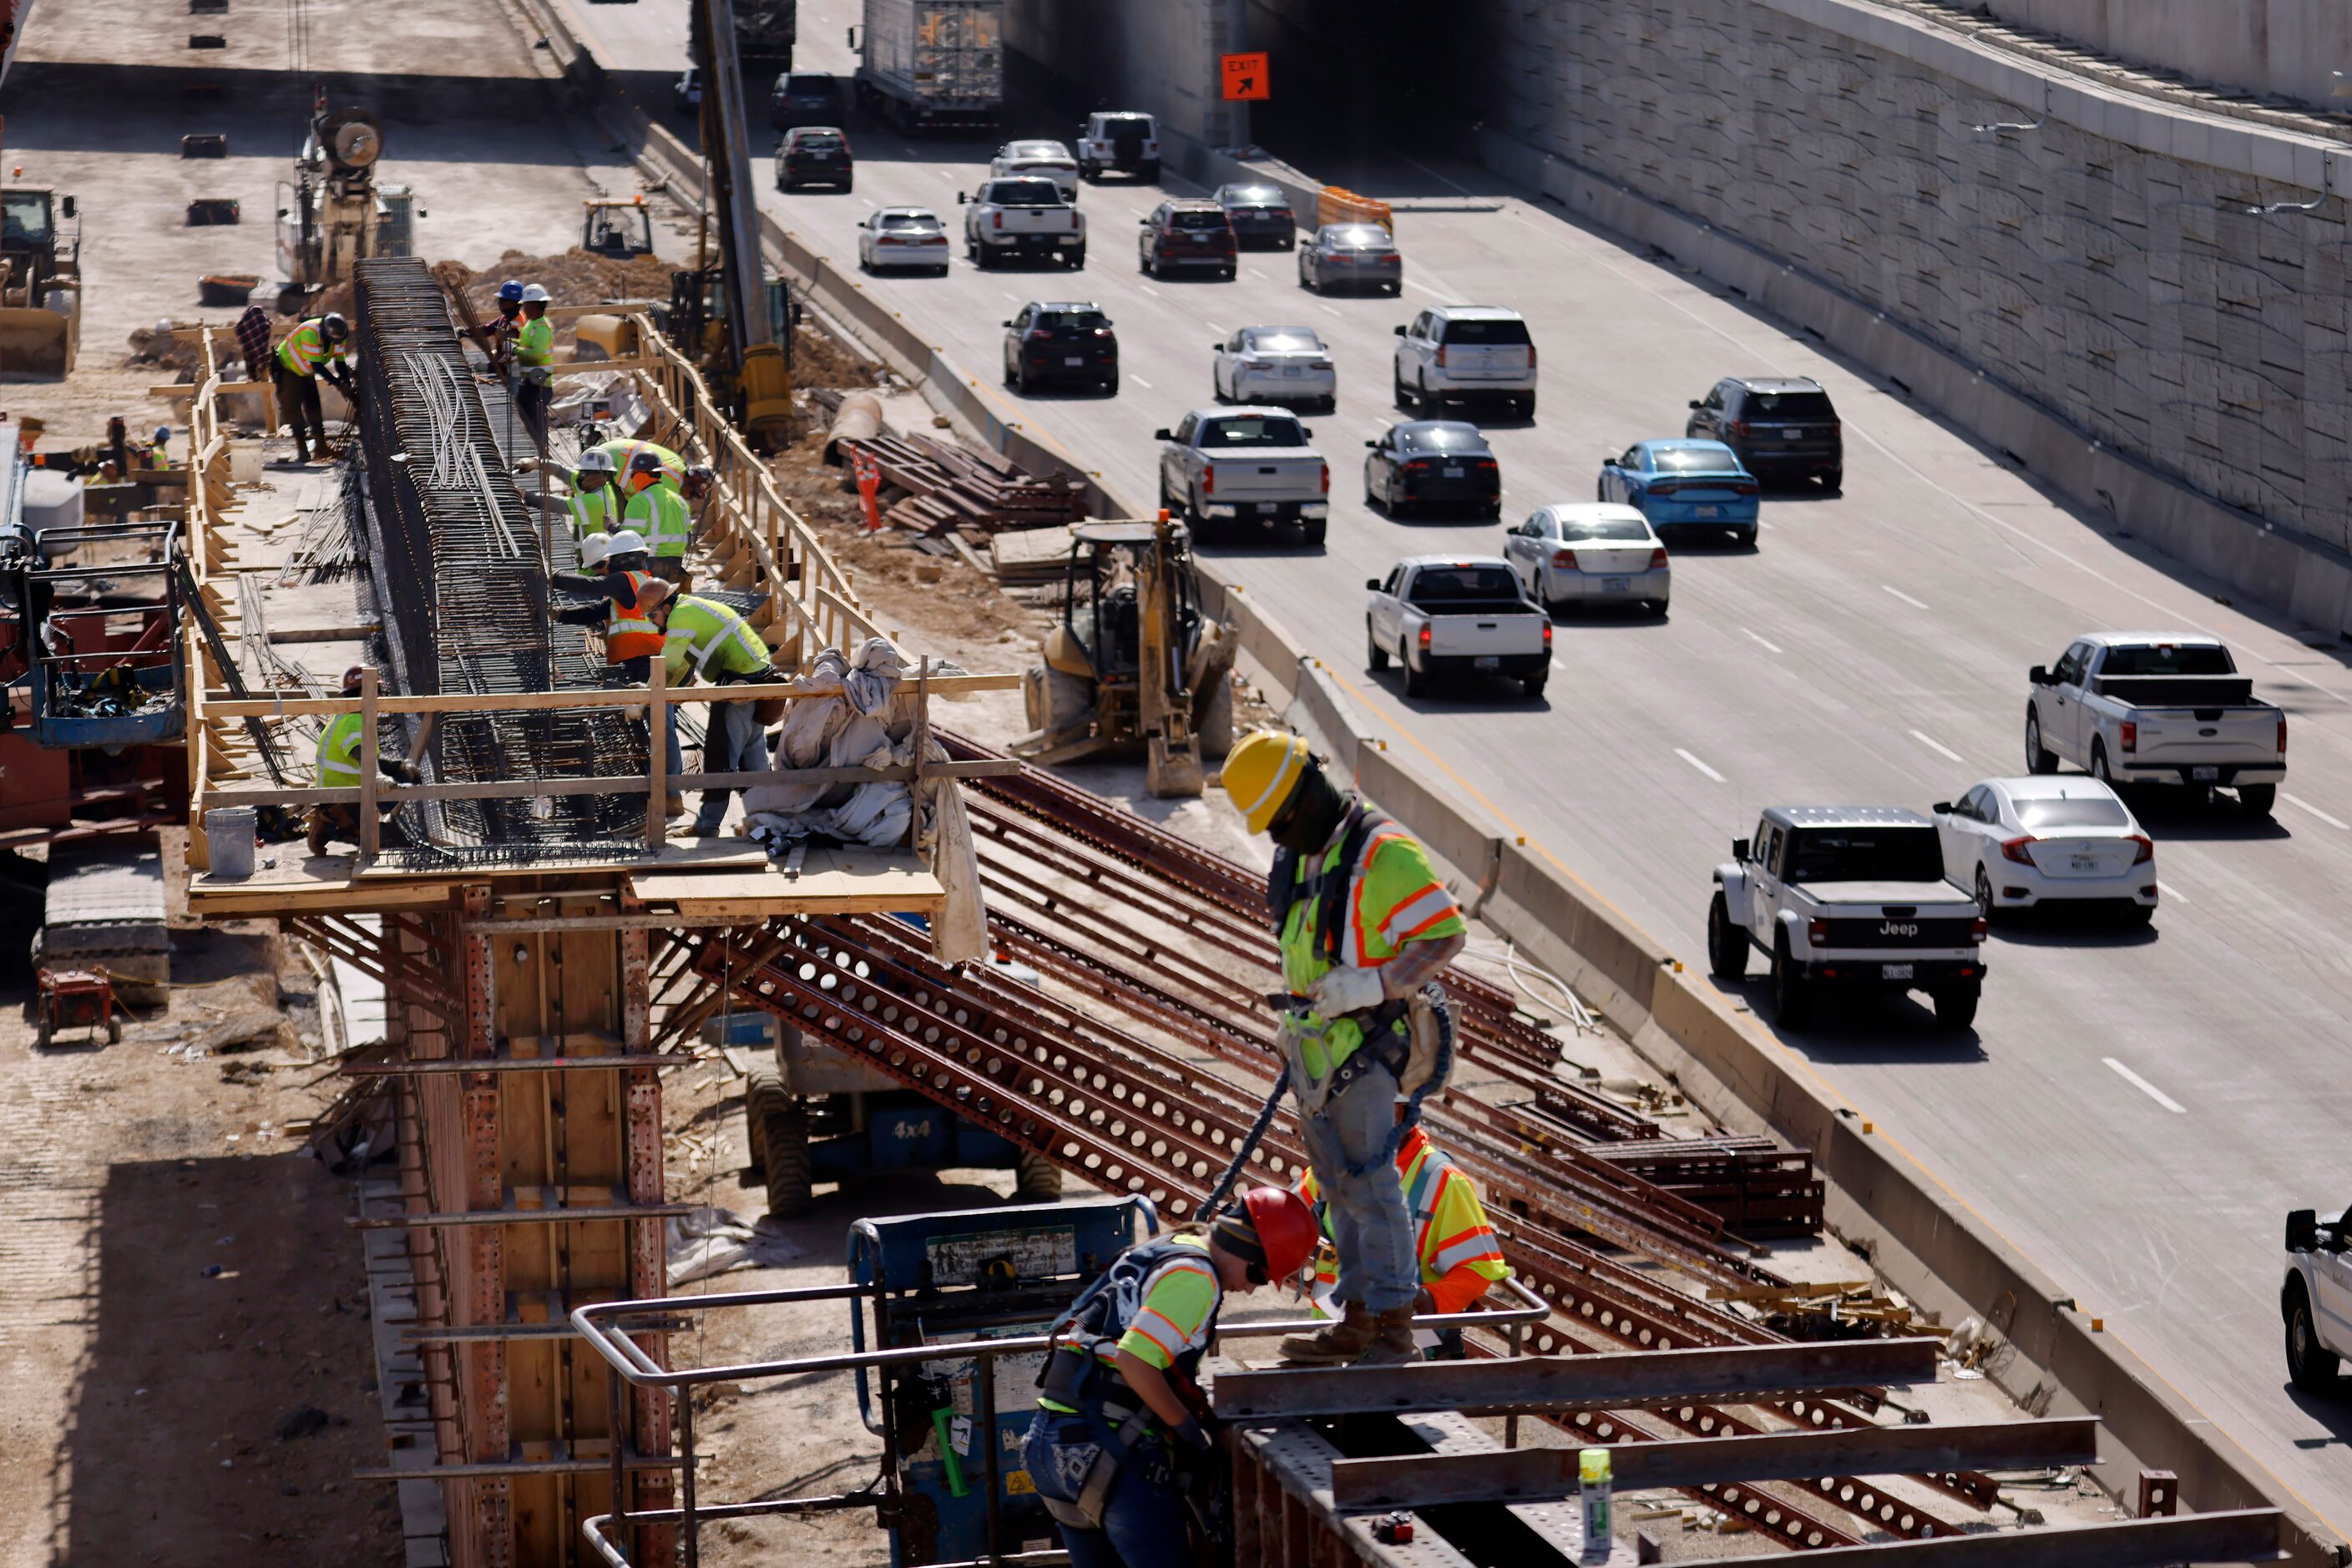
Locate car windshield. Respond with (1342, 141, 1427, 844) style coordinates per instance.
(1, 193, 49, 247)
(2015, 797, 2132, 829)
(989, 180, 1063, 205)
(1200, 416, 1307, 448)
(1558, 516, 1648, 542)
(2099, 643, 2236, 675)
(1440, 317, 1530, 346)
(1171, 210, 1228, 230)
(878, 211, 937, 230)
(1034, 309, 1107, 331)
(1244, 330, 1323, 353)
(1744, 389, 1835, 417)
(1009, 142, 1068, 159)
(1401, 425, 1481, 452)
(1225, 185, 1284, 205)
(1328, 225, 1389, 249)
(1785, 827, 1943, 883)
(1652, 447, 1736, 472)
(1409, 567, 1522, 604)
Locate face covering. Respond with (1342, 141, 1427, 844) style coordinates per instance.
(1270, 761, 1347, 855)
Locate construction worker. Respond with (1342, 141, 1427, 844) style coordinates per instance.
(1221, 729, 1468, 1368)
(651, 588, 775, 836)
(513, 283, 556, 450)
(144, 425, 171, 471)
(1024, 1186, 1318, 1568)
(474, 278, 525, 369)
(275, 311, 354, 464)
(307, 665, 418, 856)
(552, 532, 684, 816)
(521, 444, 622, 538)
(602, 436, 685, 488)
(1288, 1118, 1508, 1362)
(621, 448, 695, 581)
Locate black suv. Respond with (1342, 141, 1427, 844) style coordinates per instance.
(1686, 377, 1843, 492)
(1002, 301, 1118, 395)
(1138, 200, 1237, 281)
(770, 73, 844, 133)
(776, 126, 852, 192)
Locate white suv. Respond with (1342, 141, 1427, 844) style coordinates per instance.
(1393, 306, 1536, 419)
(1077, 112, 1160, 183)
(2285, 1204, 2352, 1393)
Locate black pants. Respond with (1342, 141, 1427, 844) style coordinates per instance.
(275, 362, 325, 457)
(518, 377, 550, 453)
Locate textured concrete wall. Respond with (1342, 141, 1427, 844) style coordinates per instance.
(1982, 1, 2352, 113)
(1440, 0, 2352, 557)
(1002, 0, 1249, 156)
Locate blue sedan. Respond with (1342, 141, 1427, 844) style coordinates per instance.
(1597, 439, 1759, 544)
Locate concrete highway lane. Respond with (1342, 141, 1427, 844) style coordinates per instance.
(555, 0, 2352, 1535)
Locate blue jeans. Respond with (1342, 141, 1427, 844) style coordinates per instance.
(1021, 1409, 1191, 1568)
(1299, 1059, 1416, 1313)
(693, 695, 766, 832)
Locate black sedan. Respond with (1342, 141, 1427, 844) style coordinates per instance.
(1003, 301, 1118, 395)
(1214, 181, 1297, 250)
(1363, 420, 1500, 518)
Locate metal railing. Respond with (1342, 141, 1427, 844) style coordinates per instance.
(567, 1268, 1551, 1567)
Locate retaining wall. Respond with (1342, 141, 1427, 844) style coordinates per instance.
(1980, 0, 2352, 114)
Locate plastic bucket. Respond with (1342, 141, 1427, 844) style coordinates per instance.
(205, 806, 256, 880)
(229, 439, 262, 483)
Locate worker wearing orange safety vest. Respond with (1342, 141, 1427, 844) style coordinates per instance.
(1289, 1123, 1508, 1361)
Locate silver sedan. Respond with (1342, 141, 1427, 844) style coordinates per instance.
(857, 207, 950, 274)
(1297, 223, 1401, 296)
(1501, 503, 1670, 615)
(1211, 326, 1336, 411)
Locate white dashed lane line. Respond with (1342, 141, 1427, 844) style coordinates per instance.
(1909, 730, 1965, 764)
(1882, 585, 1930, 610)
(1741, 628, 1783, 655)
(1675, 748, 1726, 783)
(2103, 1057, 2188, 1115)
(2284, 792, 2350, 831)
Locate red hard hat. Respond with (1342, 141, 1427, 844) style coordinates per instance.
(1237, 1186, 1319, 1283)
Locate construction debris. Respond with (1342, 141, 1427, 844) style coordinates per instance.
(836, 432, 1088, 535)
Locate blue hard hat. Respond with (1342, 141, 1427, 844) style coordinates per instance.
(497, 280, 526, 304)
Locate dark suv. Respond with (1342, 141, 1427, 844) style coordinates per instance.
(1138, 200, 1237, 281)
(1686, 377, 1843, 492)
(1214, 182, 1296, 250)
(1002, 301, 1118, 395)
(770, 73, 844, 133)
(776, 126, 852, 192)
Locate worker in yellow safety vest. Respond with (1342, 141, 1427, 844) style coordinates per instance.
(307, 665, 419, 857)
(651, 589, 775, 837)
(621, 449, 705, 581)
(1287, 1120, 1509, 1362)
(144, 425, 172, 471)
(522, 443, 621, 538)
(513, 283, 557, 449)
(275, 311, 353, 464)
(1221, 729, 1468, 1367)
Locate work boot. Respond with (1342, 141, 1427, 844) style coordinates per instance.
(1278, 1301, 1377, 1366)
(665, 792, 687, 819)
(305, 817, 331, 857)
(1347, 1307, 1420, 1368)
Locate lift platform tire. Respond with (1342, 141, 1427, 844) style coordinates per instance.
(744, 1063, 786, 1167)
(1014, 1146, 1064, 1200)
(761, 1100, 812, 1219)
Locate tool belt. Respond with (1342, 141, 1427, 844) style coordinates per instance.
(1038, 1395, 1155, 1532)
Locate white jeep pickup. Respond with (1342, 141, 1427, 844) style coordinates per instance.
(1708, 806, 1987, 1029)
(2026, 632, 2284, 816)
(1365, 556, 1551, 700)
(2284, 1203, 2352, 1393)
(1155, 407, 1329, 544)
(959, 177, 1085, 270)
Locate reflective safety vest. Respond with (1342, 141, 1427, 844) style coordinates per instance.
(1296, 1126, 1509, 1313)
(564, 483, 618, 538)
(661, 594, 769, 685)
(276, 318, 343, 379)
(603, 572, 665, 664)
(600, 439, 685, 488)
(624, 479, 691, 558)
(1272, 804, 1464, 1083)
(316, 711, 366, 789)
(1039, 1235, 1222, 1406)
(515, 314, 554, 381)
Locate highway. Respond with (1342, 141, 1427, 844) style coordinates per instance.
(553, 0, 2352, 1533)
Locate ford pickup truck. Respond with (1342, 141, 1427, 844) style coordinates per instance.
(1365, 556, 1551, 699)
(1709, 806, 1987, 1029)
(2026, 632, 2284, 816)
(959, 177, 1085, 270)
(1155, 407, 1329, 544)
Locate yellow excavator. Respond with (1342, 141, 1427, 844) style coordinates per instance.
(0, 183, 79, 377)
(1019, 514, 1236, 797)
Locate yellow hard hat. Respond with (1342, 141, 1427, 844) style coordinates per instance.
(1223, 729, 1312, 836)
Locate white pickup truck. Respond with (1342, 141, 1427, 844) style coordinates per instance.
(959, 177, 1085, 269)
(1708, 806, 1987, 1029)
(1154, 407, 1330, 544)
(2284, 1202, 2352, 1393)
(1365, 556, 1551, 699)
(2025, 632, 2284, 816)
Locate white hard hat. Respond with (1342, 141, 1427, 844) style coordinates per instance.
(520, 283, 553, 304)
(576, 446, 617, 473)
(604, 529, 648, 558)
(580, 533, 614, 569)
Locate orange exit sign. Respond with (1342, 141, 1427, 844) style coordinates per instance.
(1221, 52, 1269, 102)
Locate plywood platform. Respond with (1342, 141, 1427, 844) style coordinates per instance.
(628, 848, 943, 918)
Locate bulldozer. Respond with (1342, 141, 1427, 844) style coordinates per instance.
(1019, 514, 1236, 797)
(0, 183, 80, 377)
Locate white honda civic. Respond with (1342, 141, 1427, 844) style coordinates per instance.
(1931, 776, 2157, 922)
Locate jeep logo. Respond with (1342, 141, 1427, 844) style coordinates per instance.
(1879, 921, 1918, 938)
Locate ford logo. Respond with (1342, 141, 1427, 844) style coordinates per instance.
(1879, 921, 1918, 938)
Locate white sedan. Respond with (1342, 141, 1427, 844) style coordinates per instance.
(857, 207, 950, 274)
(1500, 503, 1668, 615)
(1932, 776, 2157, 921)
(989, 139, 1080, 200)
(1211, 326, 1336, 411)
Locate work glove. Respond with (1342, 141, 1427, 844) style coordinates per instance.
(1171, 1417, 1215, 1459)
(513, 456, 542, 474)
(1308, 964, 1385, 1019)
(389, 761, 421, 785)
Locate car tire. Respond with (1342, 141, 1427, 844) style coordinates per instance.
(1385, 281, 1402, 296)
(1931, 983, 1980, 1030)
(2287, 1278, 2342, 1392)
(1769, 936, 1813, 1028)
(1138, 245, 1151, 274)
(1400, 643, 1428, 698)
(1646, 599, 1668, 618)
(1519, 392, 1537, 420)
(1707, 893, 1749, 979)
(1823, 467, 1844, 494)
(1739, 526, 1759, 549)
(1368, 629, 1388, 671)
(1975, 866, 1997, 922)
(1100, 372, 1118, 396)
(2090, 739, 2114, 785)
(1282, 235, 1297, 251)
(843, 173, 855, 193)
(1069, 246, 1086, 270)
(2025, 708, 2057, 774)
(2239, 783, 2277, 818)
(1414, 372, 1433, 411)
(1220, 264, 1237, 281)
(1014, 361, 1032, 395)
(2126, 900, 2156, 927)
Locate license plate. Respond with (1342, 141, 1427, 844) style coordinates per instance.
(1695, 505, 1718, 518)
(1282, 366, 1304, 377)
(2192, 766, 2218, 781)
(2071, 856, 2101, 872)
(1881, 963, 1914, 981)
(1474, 655, 1500, 670)
(1783, 428, 1803, 439)
(1443, 466, 1464, 478)
(1602, 577, 1630, 593)
(1257, 502, 1277, 514)
(1064, 356, 1084, 366)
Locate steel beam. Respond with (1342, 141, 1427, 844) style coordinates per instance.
(1211, 1340, 1938, 1420)
(1708, 1508, 2284, 1565)
(1329, 1418, 2101, 1510)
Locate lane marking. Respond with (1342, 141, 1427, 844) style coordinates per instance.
(1314, 302, 1343, 317)
(2157, 879, 2188, 903)
(1882, 584, 1930, 610)
(2102, 1057, 2188, 1115)
(1130, 373, 1152, 388)
(1909, 729, 1965, 764)
(1740, 628, 1783, 655)
(2283, 792, 2350, 830)
(1139, 283, 1161, 299)
(1675, 748, 1726, 782)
